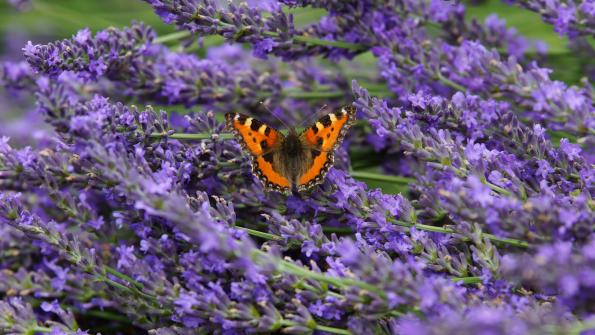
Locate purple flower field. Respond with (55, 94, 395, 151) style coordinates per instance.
(0, 0, 593, 334)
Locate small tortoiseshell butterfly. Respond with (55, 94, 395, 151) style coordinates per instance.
(225, 106, 356, 194)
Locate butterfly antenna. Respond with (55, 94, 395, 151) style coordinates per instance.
(260, 101, 292, 130)
(296, 104, 327, 129)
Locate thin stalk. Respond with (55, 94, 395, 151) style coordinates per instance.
(154, 17, 365, 51)
(435, 71, 467, 92)
(452, 276, 482, 284)
(315, 325, 353, 335)
(274, 256, 387, 299)
(155, 31, 191, 44)
(284, 89, 346, 99)
(481, 177, 513, 197)
(149, 132, 233, 140)
(279, 319, 351, 334)
(262, 31, 365, 51)
(350, 171, 414, 185)
(105, 265, 145, 289)
(293, 35, 365, 51)
(392, 220, 529, 248)
(237, 226, 283, 241)
(101, 275, 157, 302)
(27, 327, 53, 334)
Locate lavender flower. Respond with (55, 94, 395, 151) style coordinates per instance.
(0, 61, 36, 91)
(504, 0, 595, 37)
(0, 297, 87, 334)
(502, 238, 595, 316)
(24, 23, 155, 79)
(2, 0, 594, 333)
(143, 0, 344, 59)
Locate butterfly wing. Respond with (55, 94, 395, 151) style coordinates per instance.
(225, 113, 292, 193)
(297, 106, 356, 191)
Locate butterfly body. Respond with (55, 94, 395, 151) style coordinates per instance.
(226, 106, 356, 194)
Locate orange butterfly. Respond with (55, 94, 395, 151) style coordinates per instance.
(225, 106, 356, 194)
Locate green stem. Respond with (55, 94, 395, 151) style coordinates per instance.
(452, 276, 482, 284)
(435, 71, 467, 92)
(105, 265, 144, 289)
(102, 276, 157, 301)
(270, 254, 387, 299)
(293, 35, 365, 51)
(315, 325, 353, 335)
(261, 31, 365, 51)
(284, 89, 346, 99)
(155, 31, 191, 44)
(392, 220, 529, 248)
(149, 132, 233, 140)
(482, 179, 513, 197)
(27, 327, 53, 334)
(350, 171, 414, 185)
(153, 19, 365, 51)
(237, 226, 283, 241)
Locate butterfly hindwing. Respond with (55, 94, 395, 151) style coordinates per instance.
(297, 106, 356, 191)
(225, 113, 292, 193)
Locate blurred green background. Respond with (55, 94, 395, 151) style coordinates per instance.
(0, 0, 592, 84)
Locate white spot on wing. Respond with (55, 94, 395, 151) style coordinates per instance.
(245, 118, 253, 127)
(330, 114, 337, 122)
(258, 124, 267, 134)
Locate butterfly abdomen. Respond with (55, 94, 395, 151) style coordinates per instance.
(280, 133, 312, 185)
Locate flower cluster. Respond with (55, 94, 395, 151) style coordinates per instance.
(505, 0, 595, 38)
(0, 0, 593, 334)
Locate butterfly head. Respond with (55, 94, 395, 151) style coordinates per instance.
(281, 131, 302, 156)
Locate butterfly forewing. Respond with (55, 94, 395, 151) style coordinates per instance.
(225, 113, 292, 193)
(297, 106, 356, 191)
(301, 106, 356, 152)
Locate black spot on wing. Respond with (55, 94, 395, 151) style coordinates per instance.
(252, 137, 257, 143)
(264, 127, 271, 136)
(263, 152, 274, 164)
(311, 150, 321, 159)
(237, 114, 247, 123)
(317, 138, 323, 146)
(260, 140, 268, 150)
(250, 119, 263, 131)
(326, 134, 330, 139)
(335, 112, 343, 120)
(319, 115, 332, 127)
(311, 125, 318, 134)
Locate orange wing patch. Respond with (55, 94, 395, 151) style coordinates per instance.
(255, 156, 291, 189)
(302, 106, 356, 151)
(225, 113, 281, 156)
(297, 151, 332, 191)
(226, 113, 291, 193)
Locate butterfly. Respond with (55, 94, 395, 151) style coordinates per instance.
(225, 106, 356, 194)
